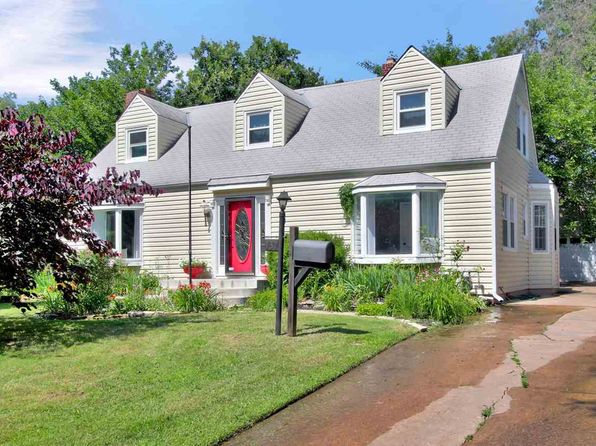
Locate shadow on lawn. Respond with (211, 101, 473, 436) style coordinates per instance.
(0, 314, 221, 355)
(297, 322, 370, 337)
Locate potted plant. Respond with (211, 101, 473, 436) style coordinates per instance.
(180, 258, 208, 278)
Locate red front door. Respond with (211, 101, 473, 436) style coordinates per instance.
(227, 199, 254, 274)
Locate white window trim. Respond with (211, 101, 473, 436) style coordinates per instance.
(351, 189, 443, 264)
(394, 88, 431, 134)
(245, 110, 273, 149)
(517, 105, 529, 159)
(531, 201, 550, 254)
(502, 188, 517, 251)
(126, 127, 149, 162)
(92, 205, 144, 265)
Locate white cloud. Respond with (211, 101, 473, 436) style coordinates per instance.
(0, 0, 111, 102)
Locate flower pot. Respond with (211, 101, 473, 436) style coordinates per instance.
(183, 266, 204, 278)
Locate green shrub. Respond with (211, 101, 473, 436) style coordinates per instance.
(385, 270, 485, 324)
(170, 282, 222, 312)
(245, 287, 288, 312)
(332, 264, 397, 302)
(355, 302, 388, 316)
(72, 251, 120, 315)
(33, 269, 70, 314)
(266, 231, 348, 299)
(320, 284, 352, 312)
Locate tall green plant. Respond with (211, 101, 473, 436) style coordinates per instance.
(338, 183, 356, 220)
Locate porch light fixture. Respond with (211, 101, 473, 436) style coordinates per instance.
(276, 191, 291, 211)
(202, 200, 213, 228)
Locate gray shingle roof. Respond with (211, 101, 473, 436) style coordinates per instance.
(91, 54, 524, 187)
(356, 172, 445, 188)
(529, 165, 551, 184)
(140, 94, 188, 125)
(259, 72, 311, 108)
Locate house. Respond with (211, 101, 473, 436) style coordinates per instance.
(90, 46, 560, 302)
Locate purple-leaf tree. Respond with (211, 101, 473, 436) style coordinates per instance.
(0, 109, 159, 310)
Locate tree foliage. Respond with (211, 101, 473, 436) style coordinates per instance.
(172, 36, 324, 107)
(0, 110, 159, 310)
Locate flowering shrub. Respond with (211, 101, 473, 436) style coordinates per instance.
(170, 282, 221, 312)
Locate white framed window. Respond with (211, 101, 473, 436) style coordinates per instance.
(352, 189, 443, 262)
(532, 203, 548, 252)
(522, 201, 528, 239)
(127, 128, 148, 161)
(245, 111, 272, 148)
(502, 190, 517, 249)
(394, 89, 430, 133)
(92, 207, 143, 264)
(517, 105, 529, 158)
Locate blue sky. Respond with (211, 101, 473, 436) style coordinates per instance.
(0, 0, 537, 102)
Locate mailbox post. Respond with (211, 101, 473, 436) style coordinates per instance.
(287, 226, 335, 337)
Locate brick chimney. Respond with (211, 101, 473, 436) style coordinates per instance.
(381, 56, 397, 76)
(125, 88, 153, 108)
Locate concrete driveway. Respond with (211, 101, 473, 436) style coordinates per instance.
(226, 286, 596, 446)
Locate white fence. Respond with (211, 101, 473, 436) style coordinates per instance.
(560, 243, 596, 283)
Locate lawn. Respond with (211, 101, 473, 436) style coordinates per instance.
(0, 305, 415, 445)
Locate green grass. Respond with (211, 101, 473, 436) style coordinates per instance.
(0, 308, 415, 445)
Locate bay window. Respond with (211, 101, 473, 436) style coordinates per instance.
(352, 188, 442, 262)
(92, 207, 143, 263)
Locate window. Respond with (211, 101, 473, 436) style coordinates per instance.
(517, 106, 528, 157)
(128, 129, 147, 160)
(353, 190, 442, 260)
(502, 191, 516, 249)
(395, 90, 429, 132)
(246, 111, 271, 147)
(533, 203, 548, 252)
(522, 202, 528, 239)
(92, 208, 142, 262)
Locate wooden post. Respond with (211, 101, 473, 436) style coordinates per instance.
(287, 226, 299, 337)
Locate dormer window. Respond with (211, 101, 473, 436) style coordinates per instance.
(246, 111, 272, 148)
(395, 90, 429, 133)
(128, 128, 148, 161)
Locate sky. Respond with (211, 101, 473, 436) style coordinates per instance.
(0, 0, 538, 103)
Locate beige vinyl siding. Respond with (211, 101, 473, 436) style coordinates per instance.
(234, 74, 284, 150)
(157, 116, 187, 158)
(380, 47, 445, 135)
(142, 187, 212, 282)
(495, 66, 557, 293)
(444, 75, 460, 126)
(528, 188, 556, 289)
(284, 97, 309, 143)
(270, 164, 494, 294)
(116, 95, 158, 162)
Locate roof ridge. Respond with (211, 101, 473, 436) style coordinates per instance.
(296, 76, 379, 93)
(443, 53, 523, 70)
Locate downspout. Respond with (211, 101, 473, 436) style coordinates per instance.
(188, 122, 193, 287)
(491, 161, 505, 302)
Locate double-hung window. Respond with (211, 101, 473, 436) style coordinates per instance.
(246, 111, 272, 148)
(92, 207, 143, 263)
(128, 128, 148, 160)
(521, 202, 528, 239)
(517, 106, 528, 157)
(395, 90, 429, 132)
(502, 191, 516, 249)
(532, 203, 548, 252)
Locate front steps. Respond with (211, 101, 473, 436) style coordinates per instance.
(163, 277, 267, 307)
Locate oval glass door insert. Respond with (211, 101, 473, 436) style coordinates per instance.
(235, 208, 250, 261)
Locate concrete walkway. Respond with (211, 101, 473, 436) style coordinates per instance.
(226, 287, 596, 446)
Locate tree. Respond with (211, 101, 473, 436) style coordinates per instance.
(173, 36, 324, 107)
(102, 41, 180, 103)
(0, 109, 159, 310)
(0, 92, 17, 109)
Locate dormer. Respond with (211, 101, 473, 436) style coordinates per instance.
(379, 46, 460, 135)
(116, 90, 188, 163)
(234, 72, 310, 150)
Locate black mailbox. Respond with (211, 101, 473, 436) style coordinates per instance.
(293, 240, 335, 269)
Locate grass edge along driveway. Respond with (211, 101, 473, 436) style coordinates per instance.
(0, 307, 415, 445)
